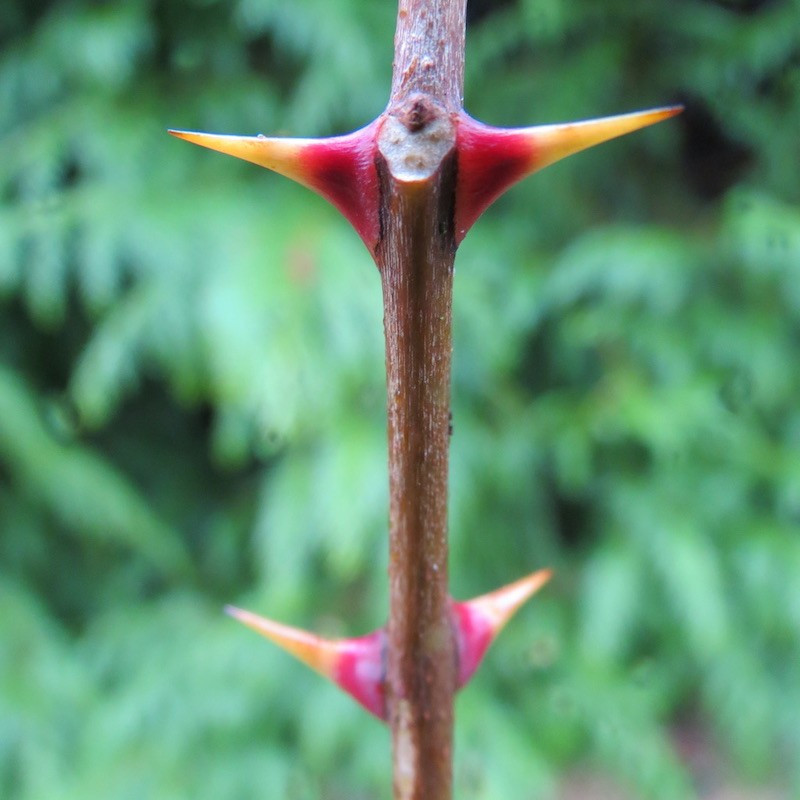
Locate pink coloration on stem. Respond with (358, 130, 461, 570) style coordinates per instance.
(169, 120, 382, 252)
(454, 106, 682, 243)
(226, 568, 551, 722)
(455, 113, 535, 244)
(332, 630, 387, 719)
(300, 121, 382, 252)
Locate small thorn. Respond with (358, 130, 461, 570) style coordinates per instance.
(455, 106, 682, 242)
(169, 120, 382, 252)
(452, 568, 552, 688)
(225, 605, 387, 719)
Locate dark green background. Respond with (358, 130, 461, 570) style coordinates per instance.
(2, 0, 799, 797)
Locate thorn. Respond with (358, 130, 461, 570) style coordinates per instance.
(169, 120, 382, 252)
(455, 105, 682, 242)
(451, 568, 552, 688)
(225, 605, 387, 720)
(226, 569, 551, 718)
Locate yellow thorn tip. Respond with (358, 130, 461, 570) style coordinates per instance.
(169, 129, 309, 182)
(468, 568, 553, 634)
(224, 604, 340, 679)
(530, 105, 683, 171)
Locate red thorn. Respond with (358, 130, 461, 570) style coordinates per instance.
(451, 568, 552, 688)
(455, 106, 682, 243)
(169, 120, 382, 252)
(225, 606, 386, 720)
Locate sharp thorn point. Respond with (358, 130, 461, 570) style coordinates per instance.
(225, 605, 340, 675)
(524, 105, 682, 172)
(227, 604, 387, 720)
(166, 128, 306, 171)
(455, 104, 681, 242)
(166, 122, 381, 251)
(223, 603, 240, 617)
(465, 568, 553, 633)
(453, 568, 552, 687)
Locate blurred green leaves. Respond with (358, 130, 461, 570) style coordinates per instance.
(1, 0, 799, 798)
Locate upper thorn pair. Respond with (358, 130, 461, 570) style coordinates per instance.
(169, 105, 681, 255)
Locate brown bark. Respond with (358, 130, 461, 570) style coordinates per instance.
(377, 156, 457, 800)
(390, 0, 466, 115)
(376, 2, 466, 798)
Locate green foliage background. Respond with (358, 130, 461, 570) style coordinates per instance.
(2, 0, 799, 797)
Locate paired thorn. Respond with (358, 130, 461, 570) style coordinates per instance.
(170, 105, 679, 250)
(227, 568, 551, 721)
(176, 105, 668, 716)
(454, 106, 682, 242)
(225, 605, 387, 719)
(169, 120, 382, 252)
(451, 567, 553, 688)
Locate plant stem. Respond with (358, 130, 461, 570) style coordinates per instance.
(377, 165, 457, 800)
(390, 0, 466, 114)
(376, 2, 466, 798)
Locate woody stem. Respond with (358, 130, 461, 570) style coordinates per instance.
(376, 2, 466, 799)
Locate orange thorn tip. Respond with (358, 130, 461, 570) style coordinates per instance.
(455, 105, 682, 242)
(452, 568, 553, 687)
(225, 605, 387, 720)
(224, 604, 339, 677)
(168, 120, 382, 251)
